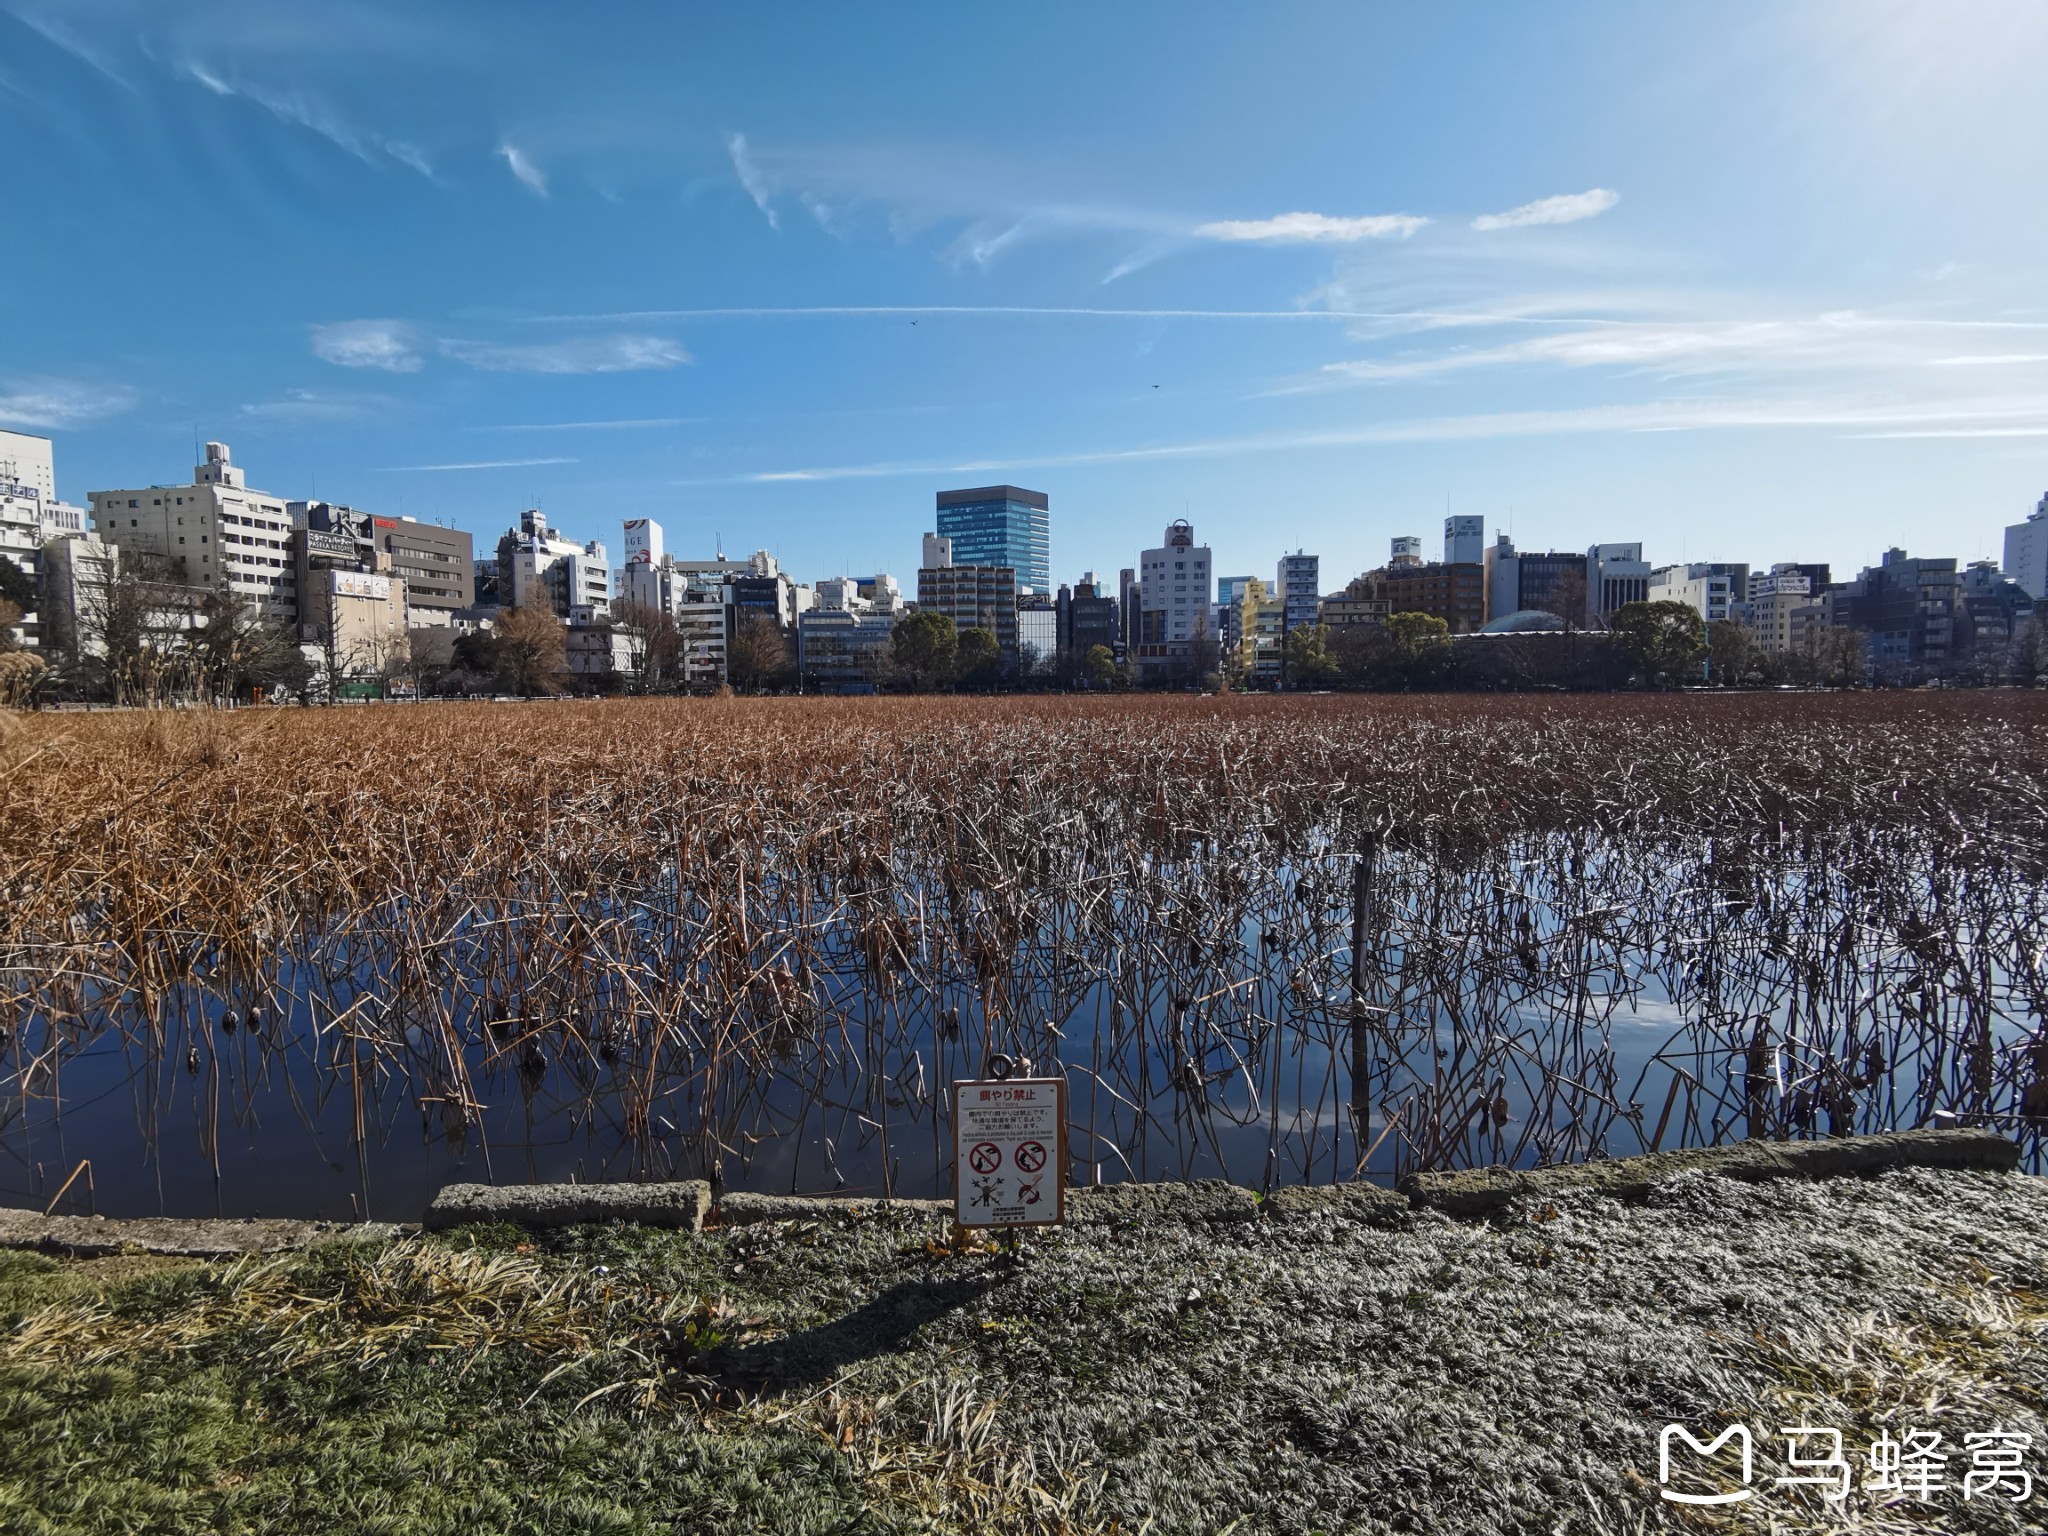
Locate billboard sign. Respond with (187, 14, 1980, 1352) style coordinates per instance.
(330, 571, 392, 600)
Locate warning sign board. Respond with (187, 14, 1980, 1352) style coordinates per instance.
(953, 1077, 1066, 1228)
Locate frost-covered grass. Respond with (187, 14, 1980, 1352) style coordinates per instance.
(4, 1168, 2046, 1534)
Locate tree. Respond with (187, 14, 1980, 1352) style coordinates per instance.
(727, 614, 792, 692)
(1385, 611, 1450, 653)
(0, 560, 34, 612)
(1283, 622, 1339, 688)
(1803, 623, 1866, 689)
(1540, 568, 1591, 633)
(955, 625, 1002, 689)
(1609, 600, 1706, 687)
(1084, 643, 1120, 689)
(611, 599, 682, 691)
(1706, 618, 1761, 687)
(194, 587, 305, 702)
(2010, 615, 2048, 688)
(0, 597, 21, 653)
(890, 609, 958, 691)
(493, 604, 568, 696)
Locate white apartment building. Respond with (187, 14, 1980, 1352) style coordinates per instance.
(1133, 519, 1213, 681)
(1587, 543, 1651, 621)
(922, 533, 953, 569)
(499, 508, 611, 617)
(1, 428, 89, 649)
(1275, 550, 1320, 633)
(1390, 535, 1423, 567)
(2003, 493, 2048, 600)
(87, 442, 298, 625)
(1649, 563, 1737, 624)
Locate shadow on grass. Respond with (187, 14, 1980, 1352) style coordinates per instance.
(710, 1272, 998, 1391)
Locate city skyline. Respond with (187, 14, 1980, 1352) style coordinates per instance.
(5, 2, 2048, 586)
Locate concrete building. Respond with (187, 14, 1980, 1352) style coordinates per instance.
(1443, 515, 1484, 566)
(1742, 573, 1814, 654)
(935, 485, 1049, 593)
(1958, 560, 2034, 658)
(2003, 493, 2048, 600)
(922, 533, 953, 570)
(616, 556, 733, 687)
(34, 534, 119, 659)
(1319, 594, 1393, 629)
(1649, 563, 1738, 624)
(496, 509, 611, 618)
(797, 608, 895, 692)
(1351, 559, 1486, 633)
(622, 518, 664, 568)
(88, 442, 298, 626)
(1133, 519, 1213, 681)
(1, 428, 89, 649)
(305, 568, 410, 681)
(1485, 536, 1589, 622)
(1276, 551, 1320, 636)
(370, 516, 472, 622)
(1236, 577, 1285, 685)
(1587, 544, 1651, 623)
(1057, 573, 1119, 663)
(1017, 592, 1057, 672)
(1389, 535, 1423, 567)
(1215, 575, 1254, 649)
(916, 562, 1020, 664)
(1826, 548, 1961, 676)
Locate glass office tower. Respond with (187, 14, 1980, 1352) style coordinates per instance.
(935, 485, 1050, 593)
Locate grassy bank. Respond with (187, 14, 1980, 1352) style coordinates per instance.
(5, 1168, 2047, 1534)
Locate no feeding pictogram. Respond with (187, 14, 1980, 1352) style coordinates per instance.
(968, 1141, 1003, 1174)
(1014, 1140, 1047, 1173)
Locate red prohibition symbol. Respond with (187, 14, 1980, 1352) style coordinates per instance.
(1014, 1140, 1048, 1173)
(968, 1141, 1003, 1175)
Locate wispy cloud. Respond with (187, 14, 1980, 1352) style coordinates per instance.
(311, 320, 424, 373)
(1193, 212, 1429, 243)
(725, 132, 779, 228)
(438, 334, 689, 373)
(498, 142, 547, 196)
(1472, 188, 1620, 231)
(181, 61, 431, 175)
(0, 377, 137, 430)
(375, 457, 578, 473)
(480, 416, 706, 432)
(240, 388, 391, 424)
(709, 391, 2048, 483)
(5, 5, 134, 90)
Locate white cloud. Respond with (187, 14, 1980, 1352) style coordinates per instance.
(725, 132, 779, 228)
(181, 61, 431, 175)
(439, 334, 690, 374)
(1472, 188, 1621, 231)
(240, 388, 390, 424)
(375, 457, 578, 473)
(1193, 212, 1429, 244)
(311, 320, 423, 373)
(0, 378, 137, 429)
(498, 142, 547, 196)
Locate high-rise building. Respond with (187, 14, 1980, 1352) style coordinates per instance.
(496, 508, 610, 617)
(935, 485, 1049, 593)
(623, 518, 664, 567)
(1057, 573, 1119, 662)
(2003, 493, 2048, 599)
(1276, 551, 1320, 635)
(1443, 515, 1484, 566)
(1389, 535, 1423, 567)
(1133, 520, 1213, 682)
(922, 533, 953, 569)
(1826, 548, 1961, 676)
(1, 428, 89, 650)
(1216, 575, 1254, 649)
(917, 563, 1020, 664)
(366, 515, 471, 621)
(1649, 564, 1737, 624)
(88, 442, 299, 626)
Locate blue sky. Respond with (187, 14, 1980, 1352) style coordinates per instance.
(4, 1, 2048, 588)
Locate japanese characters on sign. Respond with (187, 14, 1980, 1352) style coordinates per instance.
(953, 1077, 1065, 1228)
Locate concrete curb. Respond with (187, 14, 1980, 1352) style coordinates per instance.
(1398, 1127, 2021, 1218)
(421, 1180, 712, 1232)
(714, 1193, 948, 1227)
(0, 1207, 403, 1259)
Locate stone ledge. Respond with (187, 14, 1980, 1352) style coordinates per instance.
(421, 1180, 712, 1232)
(713, 1193, 949, 1227)
(0, 1207, 402, 1259)
(1263, 1182, 1412, 1223)
(1398, 1128, 2022, 1218)
(1066, 1178, 1262, 1225)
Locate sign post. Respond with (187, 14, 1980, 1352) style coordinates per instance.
(953, 1075, 1066, 1230)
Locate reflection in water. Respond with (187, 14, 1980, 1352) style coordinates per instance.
(8, 823, 2042, 1222)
